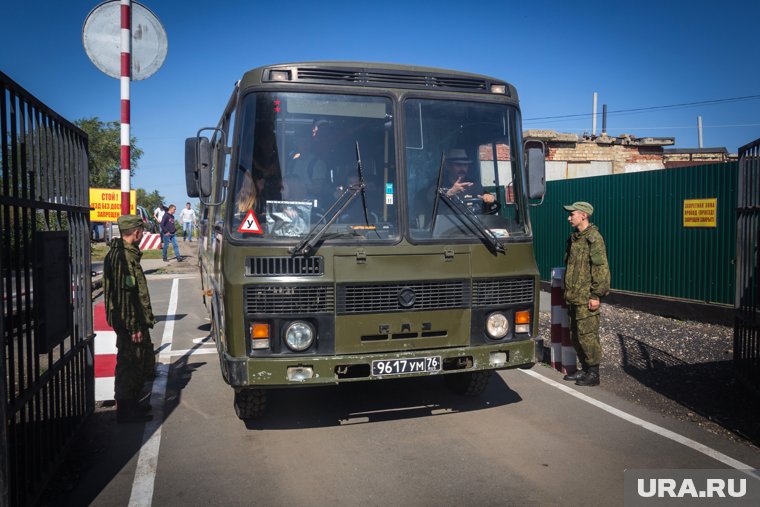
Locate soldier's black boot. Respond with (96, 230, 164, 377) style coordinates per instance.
(563, 367, 587, 381)
(575, 365, 600, 387)
(117, 399, 154, 423)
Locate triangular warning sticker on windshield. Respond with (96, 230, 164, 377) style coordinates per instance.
(237, 210, 263, 234)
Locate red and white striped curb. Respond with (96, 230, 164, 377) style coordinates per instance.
(139, 232, 162, 250)
(94, 301, 117, 401)
(550, 267, 577, 374)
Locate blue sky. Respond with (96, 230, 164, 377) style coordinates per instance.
(2, 0, 759, 207)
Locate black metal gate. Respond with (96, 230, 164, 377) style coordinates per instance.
(735, 137, 760, 395)
(1, 71, 93, 506)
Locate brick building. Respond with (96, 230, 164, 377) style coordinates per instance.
(662, 147, 735, 168)
(524, 129, 675, 181)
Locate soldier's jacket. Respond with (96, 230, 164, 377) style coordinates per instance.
(103, 238, 155, 333)
(564, 224, 610, 307)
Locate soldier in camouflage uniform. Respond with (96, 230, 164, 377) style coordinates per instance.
(561, 202, 610, 387)
(103, 215, 156, 423)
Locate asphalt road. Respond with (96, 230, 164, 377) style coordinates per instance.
(40, 270, 760, 507)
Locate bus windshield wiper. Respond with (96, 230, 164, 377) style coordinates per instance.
(291, 141, 370, 256)
(438, 191, 505, 254)
(355, 141, 382, 240)
(430, 151, 446, 232)
(290, 183, 364, 256)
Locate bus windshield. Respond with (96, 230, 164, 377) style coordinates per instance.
(404, 99, 528, 242)
(230, 92, 398, 242)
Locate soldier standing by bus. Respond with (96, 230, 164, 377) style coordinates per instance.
(561, 202, 610, 387)
(104, 215, 155, 423)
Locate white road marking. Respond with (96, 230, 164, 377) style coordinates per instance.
(128, 278, 179, 507)
(520, 368, 758, 474)
(169, 348, 216, 357)
(191, 336, 212, 344)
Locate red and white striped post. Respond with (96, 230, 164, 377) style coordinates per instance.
(551, 267, 577, 374)
(120, 0, 132, 216)
(550, 268, 565, 371)
(94, 301, 117, 401)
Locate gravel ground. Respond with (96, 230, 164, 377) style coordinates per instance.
(538, 303, 760, 450)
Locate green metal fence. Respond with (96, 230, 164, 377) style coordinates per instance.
(531, 162, 738, 306)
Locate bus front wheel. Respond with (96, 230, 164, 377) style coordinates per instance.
(234, 389, 267, 420)
(445, 370, 492, 396)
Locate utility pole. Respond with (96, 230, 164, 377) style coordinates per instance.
(698, 116, 704, 149)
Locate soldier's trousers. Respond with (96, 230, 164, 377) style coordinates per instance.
(114, 328, 154, 401)
(568, 305, 601, 368)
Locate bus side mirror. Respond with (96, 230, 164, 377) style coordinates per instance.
(185, 136, 212, 197)
(524, 140, 546, 200)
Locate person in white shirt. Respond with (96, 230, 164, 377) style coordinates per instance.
(178, 202, 197, 242)
(153, 205, 165, 224)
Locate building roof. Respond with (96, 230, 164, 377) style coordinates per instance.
(524, 130, 674, 146)
(663, 147, 729, 155)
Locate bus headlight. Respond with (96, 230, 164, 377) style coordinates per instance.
(284, 321, 315, 351)
(486, 312, 509, 339)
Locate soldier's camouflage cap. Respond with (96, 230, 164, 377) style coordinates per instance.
(563, 201, 594, 215)
(117, 214, 144, 231)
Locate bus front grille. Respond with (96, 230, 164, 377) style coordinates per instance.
(472, 278, 534, 307)
(248, 256, 323, 276)
(288, 66, 493, 93)
(337, 281, 469, 314)
(245, 285, 335, 314)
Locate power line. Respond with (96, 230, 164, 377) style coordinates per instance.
(527, 123, 760, 132)
(523, 94, 760, 122)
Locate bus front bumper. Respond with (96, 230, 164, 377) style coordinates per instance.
(221, 339, 537, 388)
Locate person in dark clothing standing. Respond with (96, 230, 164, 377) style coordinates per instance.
(561, 201, 610, 387)
(160, 204, 182, 262)
(103, 215, 155, 423)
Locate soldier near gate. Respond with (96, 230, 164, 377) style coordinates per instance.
(561, 201, 610, 387)
(103, 215, 156, 423)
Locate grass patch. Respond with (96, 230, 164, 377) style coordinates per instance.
(91, 242, 167, 261)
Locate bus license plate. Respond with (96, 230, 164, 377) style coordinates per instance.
(372, 356, 441, 376)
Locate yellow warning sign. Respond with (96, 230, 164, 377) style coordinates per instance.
(89, 189, 136, 222)
(683, 198, 717, 228)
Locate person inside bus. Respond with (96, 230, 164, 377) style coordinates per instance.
(287, 119, 333, 208)
(235, 169, 265, 215)
(415, 148, 498, 226)
(233, 125, 284, 223)
(253, 127, 283, 201)
(282, 174, 308, 201)
(441, 148, 496, 206)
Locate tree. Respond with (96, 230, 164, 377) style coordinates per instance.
(75, 117, 143, 188)
(136, 188, 165, 214)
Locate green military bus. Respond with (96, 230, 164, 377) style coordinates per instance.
(185, 61, 546, 418)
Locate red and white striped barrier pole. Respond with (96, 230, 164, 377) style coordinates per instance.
(550, 268, 565, 371)
(94, 301, 117, 401)
(139, 232, 163, 250)
(551, 267, 578, 374)
(120, 0, 132, 216)
(560, 296, 576, 376)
